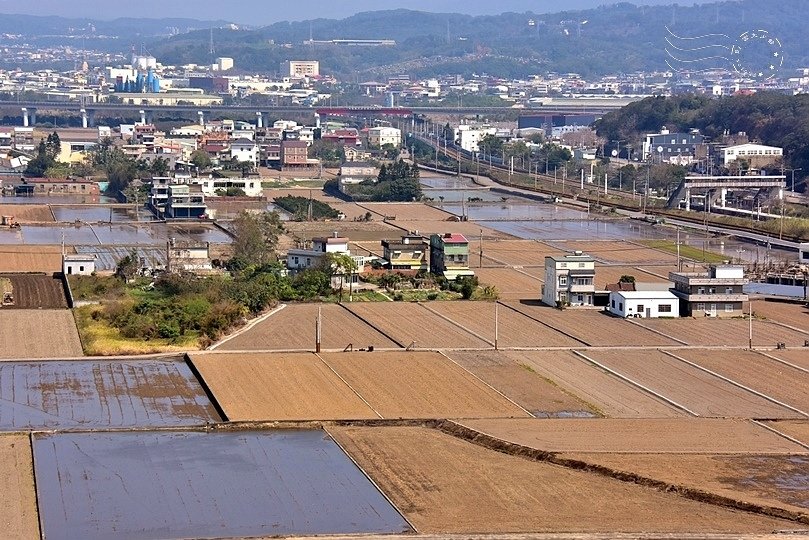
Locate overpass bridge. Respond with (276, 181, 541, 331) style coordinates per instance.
(667, 175, 787, 210)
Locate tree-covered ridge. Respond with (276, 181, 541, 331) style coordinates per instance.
(594, 92, 809, 188)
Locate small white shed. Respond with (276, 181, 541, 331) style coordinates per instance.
(609, 290, 679, 318)
(63, 254, 96, 276)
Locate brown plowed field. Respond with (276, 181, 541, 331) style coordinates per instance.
(638, 265, 686, 279)
(0, 204, 53, 222)
(458, 418, 805, 453)
(505, 302, 679, 346)
(752, 300, 809, 331)
(0, 435, 39, 539)
(593, 265, 673, 289)
(216, 304, 399, 351)
(1, 274, 67, 309)
(319, 351, 528, 419)
(284, 221, 402, 242)
(506, 350, 684, 418)
(762, 420, 809, 446)
(550, 240, 677, 264)
(0, 310, 83, 359)
(561, 453, 809, 518)
(480, 240, 564, 267)
(637, 318, 809, 347)
(359, 202, 455, 221)
(585, 349, 797, 418)
(330, 202, 375, 221)
(349, 240, 384, 257)
(673, 349, 809, 414)
(345, 302, 490, 348)
(189, 352, 378, 421)
(393, 220, 505, 239)
(264, 188, 342, 202)
(766, 349, 809, 370)
(425, 301, 581, 347)
(328, 426, 794, 534)
(0, 245, 69, 273)
(448, 351, 600, 417)
(475, 268, 542, 300)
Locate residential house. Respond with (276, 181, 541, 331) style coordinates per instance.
(669, 265, 748, 317)
(344, 146, 372, 162)
(18, 178, 99, 196)
(166, 240, 213, 272)
(608, 290, 680, 318)
(280, 140, 309, 169)
(165, 184, 208, 219)
(322, 128, 359, 146)
(230, 138, 259, 167)
(542, 252, 596, 307)
(642, 127, 705, 163)
(455, 124, 497, 153)
(286, 234, 365, 284)
(382, 234, 429, 271)
(368, 126, 402, 148)
(429, 233, 474, 281)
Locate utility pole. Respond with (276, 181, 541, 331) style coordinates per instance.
(748, 301, 753, 350)
(676, 226, 681, 271)
(479, 229, 483, 268)
(494, 301, 499, 351)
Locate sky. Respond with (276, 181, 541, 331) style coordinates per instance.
(0, 0, 715, 24)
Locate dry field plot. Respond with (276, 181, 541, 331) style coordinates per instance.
(1, 274, 67, 309)
(346, 302, 489, 348)
(0, 310, 82, 359)
(349, 240, 384, 257)
(766, 349, 809, 371)
(550, 240, 677, 264)
(474, 268, 542, 299)
(330, 202, 374, 221)
(562, 453, 809, 518)
(393, 220, 506, 239)
(672, 349, 809, 414)
(0, 435, 39, 539)
(458, 418, 804, 454)
(265, 188, 342, 202)
(0, 204, 53, 222)
(752, 300, 809, 331)
(284, 221, 402, 242)
(584, 349, 797, 418)
(216, 304, 398, 351)
(359, 202, 455, 221)
(0, 245, 67, 273)
(505, 302, 679, 346)
(480, 239, 564, 267)
(328, 426, 793, 534)
(448, 351, 600, 417)
(638, 318, 809, 347)
(506, 350, 684, 418)
(594, 265, 674, 288)
(320, 351, 527, 419)
(762, 420, 809, 446)
(189, 352, 377, 421)
(425, 301, 580, 347)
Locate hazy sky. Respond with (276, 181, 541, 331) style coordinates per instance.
(0, 0, 713, 24)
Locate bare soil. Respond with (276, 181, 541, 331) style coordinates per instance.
(506, 350, 685, 418)
(474, 268, 543, 300)
(0, 435, 39, 539)
(480, 240, 565, 267)
(672, 349, 809, 414)
(0, 274, 67, 309)
(358, 202, 456, 221)
(584, 349, 798, 418)
(549, 240, 678, 265)
(285, 221, 403, 242)
(637, 318, 809, 347)
(0, 245, 68, 273)
(392, 220, 507, 239)
(762, 420, 809, 446)
(345, 302, 490, 349)
(593, 265, 674, 289)
(425, 301, 581, 347)
(0, 310, 83, 359)
(766, 349, 809, 370)
(216, 304, 399, 351)
(560, 453, 809, 518)
(0, 204, 54, 222)
(189, 352, 378, 421)
(319, 351, 528, 419)
(448, 351, 599, 417)
(327, 426, 795, 534)
(457, 418, 805, 454)
(752, 300, 809, 331)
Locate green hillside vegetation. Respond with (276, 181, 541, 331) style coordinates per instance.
(273, 195, 339, 220)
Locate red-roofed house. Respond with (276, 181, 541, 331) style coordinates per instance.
(429, 233, 474, 281)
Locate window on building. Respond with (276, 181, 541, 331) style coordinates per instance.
(293, 257, 299, 265)
(559, 275, 568, 286)
(637, 304, 645, 313)
(611, 299, 615, 308)
(577, 294, 584, 303)
(79, 266, 84, 272)
(725, 304, 734, 312)
(697, 287, 705, 294)
(726, 288, 733, 294)
(659, 304, 672, 313)
(697, 303, 705, 311)
(619, 302, 623, 310)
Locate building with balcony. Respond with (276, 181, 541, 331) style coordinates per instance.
(280, 140, 310, 169)
(368, 126, 402, 148)
(669, 265, 748, 318)
(165, 184, 207, 219)
(542, 251, 596, 307)
(382, 234, 429, 271)
(429, 233, 474, 281)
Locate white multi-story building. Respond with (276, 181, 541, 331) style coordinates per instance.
(215, 57, 234, 71)
(286, 234, 366, 278)
(542, 251, 596, 307)
(230, 138, 259, 166)
(455, 124, 497, 153)
(282, 60, 319, 78)
(368, 126, 402, 148)
(720, 143, 783, 166)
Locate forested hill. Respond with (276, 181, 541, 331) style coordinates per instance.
(150, 0, 809, 78)
(594, 92, 809, 186)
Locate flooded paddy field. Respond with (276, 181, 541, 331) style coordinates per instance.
(50, 205, 152, 223)
(33, 430, 411, 540)
(0, 359, 220, 429)
(0, 222, 231, 246)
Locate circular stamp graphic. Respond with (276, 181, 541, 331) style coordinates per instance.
(730, 30, 783, 79)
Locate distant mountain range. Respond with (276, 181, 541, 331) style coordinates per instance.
(2, 1, 808, 78)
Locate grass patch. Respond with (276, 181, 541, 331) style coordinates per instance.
(348, 290, 391, 302)
(74, 305, 201, 356)
(392, 289, 462, 302)
(640, 240, 728, 264)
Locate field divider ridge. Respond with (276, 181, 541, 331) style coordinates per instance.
(417, 302, 495, 346)
(207, 304, 287, 351)
(751, 420, 809, 452)
(660, 350, 809, 419)
(315, 353, 384, 420)
(28, 431, 44, 540)
(182, 353, 230, 423)
(758, 319, 809, 337)
(498, 301, 590, 346)
(754, 350, 809, 375)
(437, 420, 809, 526)
(437, 350, 535, 418)
(338, 303, 405, 348)
(626, 318, 689, 345)
(571, 350, 699, 417)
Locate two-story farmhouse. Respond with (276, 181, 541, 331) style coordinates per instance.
(429, 233, 474, 281)
(542, 252, 596, 307)
(669, 265, 748, 317)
